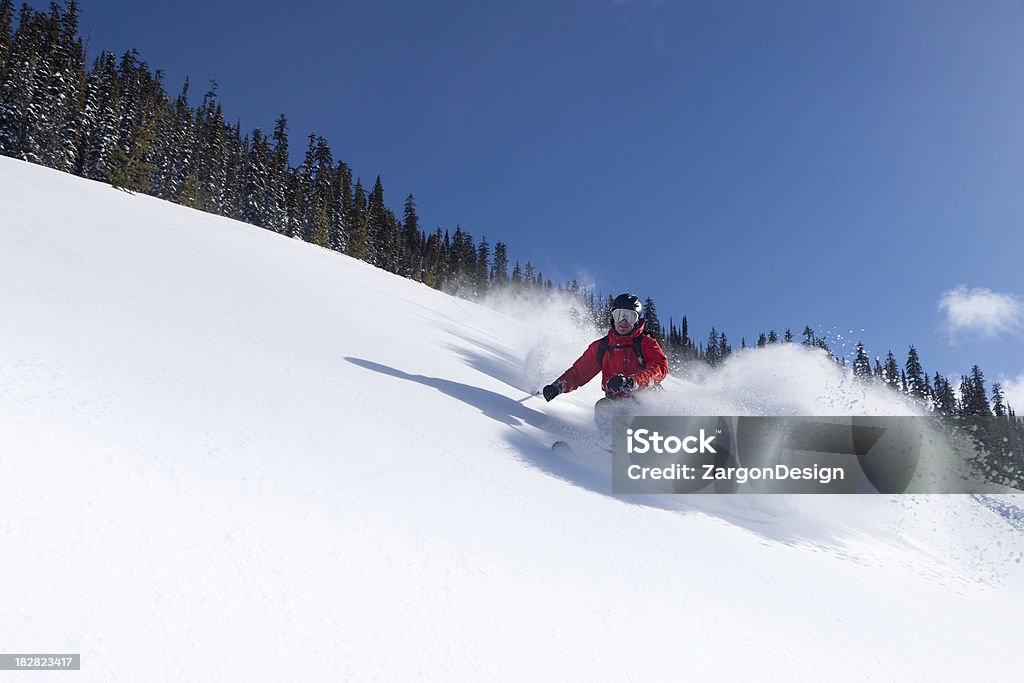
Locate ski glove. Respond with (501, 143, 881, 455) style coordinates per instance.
(543, 380, 566, 402)
(607, 374, 636, 394)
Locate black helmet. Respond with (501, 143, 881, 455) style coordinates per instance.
(611, 293, 642, 316)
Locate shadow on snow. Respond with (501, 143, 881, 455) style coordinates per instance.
(345, 355, 854, 548)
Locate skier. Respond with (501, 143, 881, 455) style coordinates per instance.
(542, 293, 669, 433)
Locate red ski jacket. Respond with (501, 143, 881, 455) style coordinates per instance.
(557, 320, 669, 398)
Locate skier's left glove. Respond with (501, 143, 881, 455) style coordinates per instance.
(543, 380, 566, 402)
(607, 374, 636, 394)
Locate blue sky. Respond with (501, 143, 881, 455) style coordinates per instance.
(63, 0, 1024, 399)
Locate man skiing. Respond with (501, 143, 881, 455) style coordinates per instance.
(542, 293, 669, 432)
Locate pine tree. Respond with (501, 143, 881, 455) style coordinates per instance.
(706, 327, 721, 367)
(0, 5, 46, 158)
(882, 351, 900, 389)
(992, 383, 1006, 418)
(36, 0, 84, 172)
(184, 87, 228, 213)
(302, 135, 334, 247)
(439, 230, 452, 287)
(768, 330, 778, 344)
(150, 79, 195, 201)
(448, 226, 468, 292)
(601, 295, 614, 330)
(382, 208, 402, 274)
(105, 110, 157, 191)
(368, 175, 397, 270)
(402, 194, 421, 278)
(904, 346, 925, 399)
(241, 127, 268, 226)
(783, 328, 793, 343)
(491, 242, 508, 284)
(348, 178, 369, 259)
(266, 114, 290, 234)
(962, 365, 992, 417)
(79, 52, 120, 180)
(332, 161, 353, 251)
(643, 297, 662, 340)
(424, 228, 443, 288)
(475, 237, 489, 292)
(297, 132, 317, 240)
(0, 0, 14, 86)
(224, 120, 245, 219)
(932, 373, 955, 415)
(853, 342, 871, 379)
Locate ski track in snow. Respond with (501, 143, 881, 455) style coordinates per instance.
(2, 156, 1024, 680)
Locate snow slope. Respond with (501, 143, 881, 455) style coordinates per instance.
(2, 155, 1023, 681)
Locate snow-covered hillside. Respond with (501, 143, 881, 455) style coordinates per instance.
(2, 155, 1023, 681)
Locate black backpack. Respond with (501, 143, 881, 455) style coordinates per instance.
(596, 334, 647, 370)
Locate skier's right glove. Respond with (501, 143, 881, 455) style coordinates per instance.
(607, 374, 635, 394)
(542, 380, 566, 402)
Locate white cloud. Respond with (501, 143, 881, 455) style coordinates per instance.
(938, 286, 1022, 342)
(1002, 373, 1024, 412)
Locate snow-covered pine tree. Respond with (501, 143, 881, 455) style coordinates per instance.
(150, 79, 194, 201)
(882, 351, 900, 389)
(932, 373, 955, 415)
(309, 136, 335, 248)
(853, 342, 871, 379)
(0, 4, 42, 158)
(223, 121, 246, 220)
(0, 0, 14, 87)
(37, 0, 84, 173)
(80, 52, 120, 181)
(264, 114, 289, 234)
(241, 127, 269, 227)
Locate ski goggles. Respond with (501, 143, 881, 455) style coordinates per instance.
(612, 308, 640, 325)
